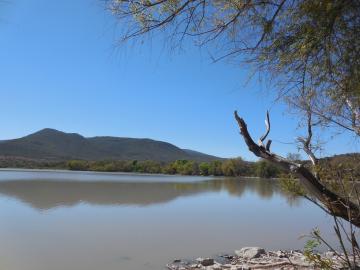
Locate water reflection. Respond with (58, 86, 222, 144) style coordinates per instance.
(0, 177, 300, 210)
(0, 171, 334, 270)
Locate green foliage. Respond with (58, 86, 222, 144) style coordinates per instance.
(63, 158, 282, 177)
(314, 154, 360, 196)
(208, 160, 223, 176)
(3, 155, 357, 181)
(199, 162, 210, 176)
(221, 158, 250, 177)
(67, 160, 89, 171)
(279, 173, 307, 197)
(0, 157, 282, 177)
(162, 163, 177, 175)
(254, 160, 280, 178)
(136, 160, 162, 174)
(166, 160, 199, 175)
(303, 229, 334, 270)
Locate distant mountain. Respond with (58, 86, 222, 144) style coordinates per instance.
(182, 149, 221, 162)
(0, 128, 221, 162)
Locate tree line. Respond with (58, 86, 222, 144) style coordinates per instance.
(66, 158, 281, 178)
(1, 154, 357, 180)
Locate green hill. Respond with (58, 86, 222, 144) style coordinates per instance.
(0, 128, 221, 162)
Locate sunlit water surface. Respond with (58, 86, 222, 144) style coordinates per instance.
(0, 170, 337, 270)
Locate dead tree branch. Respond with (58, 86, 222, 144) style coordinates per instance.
(234, 110, 360, 227)
(297, 108, 318, 167)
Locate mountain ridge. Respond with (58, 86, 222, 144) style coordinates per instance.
(0, 128, 221, 162)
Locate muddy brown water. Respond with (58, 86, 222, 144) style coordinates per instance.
(0, 170, 337, 270)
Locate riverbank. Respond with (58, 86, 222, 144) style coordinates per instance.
(167, 247, 350, 270)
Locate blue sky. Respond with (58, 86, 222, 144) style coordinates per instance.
(0, 0, 358, 160)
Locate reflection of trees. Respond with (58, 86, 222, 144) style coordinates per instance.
(0, 177, 301, 210)
(220, 178, 247, 197)
(250, 179, 277, 199)
(220, 178, 277, 199)
(173, 178, 278, 199)
(284, 195, 303, 207)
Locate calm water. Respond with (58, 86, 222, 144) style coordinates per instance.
(0, 170, 337, 270)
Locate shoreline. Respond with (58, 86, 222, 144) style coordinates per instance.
(167, 247, 349, 270)
(0, 167, 275, 179)
(0, 167, 198, 177)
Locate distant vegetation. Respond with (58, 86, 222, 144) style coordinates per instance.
(64, 153, 360, 179)
(0, 156, 282, 178)
(64, 158, 282, 178)
(0, 156, 315, 178)
(0, 153, 358, 179)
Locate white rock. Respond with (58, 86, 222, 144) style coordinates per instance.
(234, 247, 265, 259)
(324, 251, 336, 258)
(230, 266, 249, 270)
(210, 265, 222, 270)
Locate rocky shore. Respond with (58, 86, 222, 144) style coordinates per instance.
(167, 247, 349, 270)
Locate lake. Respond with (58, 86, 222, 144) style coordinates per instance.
(0, 170, 337, 270)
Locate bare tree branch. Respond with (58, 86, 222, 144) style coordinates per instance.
(234, 110, 360, 227)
